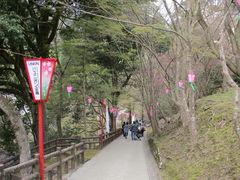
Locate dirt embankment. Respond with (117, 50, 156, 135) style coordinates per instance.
(149, 90, 240, 180)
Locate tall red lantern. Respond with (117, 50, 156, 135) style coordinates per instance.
(24, 57, 57, 180)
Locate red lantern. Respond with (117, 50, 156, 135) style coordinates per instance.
(178, 81, 184, 87)
(67, 86, 73, 93)
(24, 58, 57, 102)
(87, 98, 92, 103)
(102, 99, 107, 105)
(188, 73, 196, 83)
(165, 89, 171, 94)
(24, 57, 57, 180)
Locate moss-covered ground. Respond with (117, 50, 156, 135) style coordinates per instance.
(151, 90, 240, 180)
(85, 149, 99, 161)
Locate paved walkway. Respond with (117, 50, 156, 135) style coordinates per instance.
(68, 135, 161, 180)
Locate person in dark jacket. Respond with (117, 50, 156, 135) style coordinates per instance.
(123, 122, 130, 139)
(122, 122, 125, 136)
(130, 121, 138, 140)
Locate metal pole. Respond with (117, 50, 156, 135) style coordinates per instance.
(38, 102, 44, 180)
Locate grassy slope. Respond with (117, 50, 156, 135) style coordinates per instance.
(152, 90, 240, 180)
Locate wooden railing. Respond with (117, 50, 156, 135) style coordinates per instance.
(99, 129, 122, 148)
(104, 129, 122, 146)
(0, 137, 82, 168)
(0, 129, 122, 179)
(0, 142, 84, 180)
(82, 136, 100, 149)
(82, 129, 122, 149)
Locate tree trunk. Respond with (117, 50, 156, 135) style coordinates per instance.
(149, 54, 161, 135)
(55, 36, 63, 138)
(179, 95, 190, 128)
(56, 77, 63, 137)
(186, 47, 198, 148)
(219, 31, 240, 140)
(175, 60, 189, 127)
(31, 103, 38, 144)
(82, 56, 87, 136)
(0, 93, 31, 175)
(185, 0, 199, 147)
(233, 87, 240, 140)
(189, 87, 198, 148)
(111, 69, 120, 131)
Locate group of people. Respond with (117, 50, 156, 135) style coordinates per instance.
(122, 120, 146, 140)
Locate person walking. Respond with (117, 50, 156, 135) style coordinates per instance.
(123, 122, 130, 139)
(130, 121, 138, 140)
(122, 122, 125, 136)
(136, 125, 146, 140)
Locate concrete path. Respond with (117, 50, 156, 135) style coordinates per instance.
(68, 135, 161, 180)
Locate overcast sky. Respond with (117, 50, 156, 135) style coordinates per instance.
(154, 0, 175, 22)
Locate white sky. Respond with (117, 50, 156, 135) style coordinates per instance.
(154, 0, 175, 22)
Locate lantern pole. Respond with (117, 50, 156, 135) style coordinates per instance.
(24, 57, 57, 180)
(114, 113, 117, 131)
(101, 101, 104, 135)
(100, 101, 105, 149)
(38, 101, 44, 180)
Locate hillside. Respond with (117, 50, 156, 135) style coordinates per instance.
(149, 90, 240, 180)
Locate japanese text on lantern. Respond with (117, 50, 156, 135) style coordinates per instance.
(27, 61, 41, 100)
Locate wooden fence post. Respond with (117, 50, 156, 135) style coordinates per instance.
(76, 145, 80, 166)
(77, 136, 81, 143)
(64, 161, 69, 174)
(0, 164, 4, 180)
(99, 134, 104, 149)
(34, 154, 39, 179)
(71, 143, 76, 170)
(57, 147, 62, 180)
(80, 151, 85, 164)
(48, 171, 53, 180)
(55, 138, 58, 151)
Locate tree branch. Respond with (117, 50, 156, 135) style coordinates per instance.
(57, 1, 187, 42)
